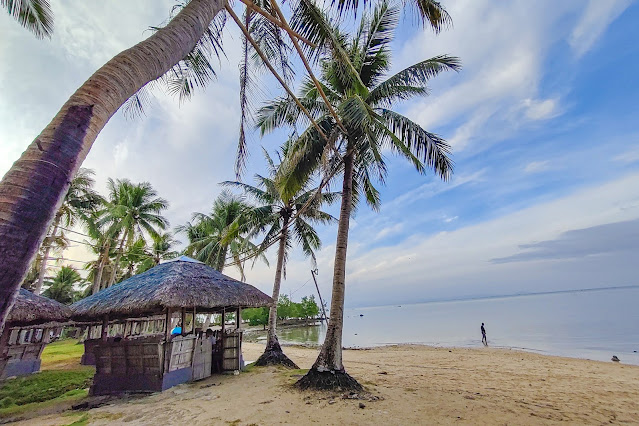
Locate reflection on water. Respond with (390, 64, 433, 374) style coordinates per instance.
(252, 287, 639, 365)
(277, 322, 326, 345)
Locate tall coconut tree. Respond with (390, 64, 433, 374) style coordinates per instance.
(179, 191, 264, 279)
(99, 179, 169, 287)
(0, 0, 228, 331)
(0, 0, 451, 339)
(223, 146, 338, 367)
(257, 0, 457, 389)
(34, 168, 101, 295)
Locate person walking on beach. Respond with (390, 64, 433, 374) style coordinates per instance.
(481, 323, 487, 346)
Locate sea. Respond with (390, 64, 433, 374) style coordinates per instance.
(265, 286, 639, 365)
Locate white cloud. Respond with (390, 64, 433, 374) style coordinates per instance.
(523, 160, 551, 174)
(523, 98, 559, 120)
(613, 146, 639, 164)
(570, 0, 632, 57)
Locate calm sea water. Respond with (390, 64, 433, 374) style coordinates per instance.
(266, 287, 639, 365)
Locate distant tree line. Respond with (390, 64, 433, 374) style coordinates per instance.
(242, 295, 321, 327)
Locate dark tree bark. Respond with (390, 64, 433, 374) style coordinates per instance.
(297, 150, 362, 391)
(255, 218, 299, 368)
(0, 0, 226, 334)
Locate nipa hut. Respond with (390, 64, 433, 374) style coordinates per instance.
(1, 289, 72, 379)
(71, 256, 273, 395)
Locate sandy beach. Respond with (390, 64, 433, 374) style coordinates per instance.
(14, 342, 639, 425)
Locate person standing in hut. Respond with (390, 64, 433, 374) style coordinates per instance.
(481, 323, 487, 346)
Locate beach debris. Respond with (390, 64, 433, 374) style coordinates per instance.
(359, 402, 366, 409)
(328, 400, 336, 404)
(378, 371, 388, 375)
(611, 355, 620, 362)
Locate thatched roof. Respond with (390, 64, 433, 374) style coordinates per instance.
(71, 256, 273, 320)
(7, 289, 73, 327)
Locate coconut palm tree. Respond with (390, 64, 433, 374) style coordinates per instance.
(0, 0, 451, 335)
(223, 146, 338, 367)
(42, 265, 86, 305)
(134, 232, 180, 274)
(99, 179, 169, 287)
(0, 0, 228, 330)
(34, 168, 101, 295)
(257, 0, 457, 389)
(179, 191, 263, 279)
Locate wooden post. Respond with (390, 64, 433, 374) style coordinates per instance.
(235, 307, 241, 330)
(101, 316, 109, 341)
(192, 306, 197, 334)
(165, 308, 172, 340)
(181, 308, 186, 336)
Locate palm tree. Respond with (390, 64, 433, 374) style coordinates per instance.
(135, 232, 180, 274)
(179, 191, 263, 279)
(99, 179, 169, 287)
(258, 0, 457, 390)
(0, 0, 451, 334)
(223, 146, 338, 367)
(42, 265, 86, 305)
(34, 168, 101, 295)
(0, 0, 228, 330)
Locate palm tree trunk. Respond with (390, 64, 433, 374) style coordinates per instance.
(254, 216, 298, 368)
(107, 234, 127, 288)
(267, 223, 288, 347)
(0, 0, 226, 333)
(215, 245, 228, 272)
(34, 211, 62, 295)
(297, 150, 361, 390)
(92, 241, 111, 295)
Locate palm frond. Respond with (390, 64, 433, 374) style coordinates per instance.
(2, 0, 53, 39)
(368, 55, 461, 106)
(379, 108, 453, 180)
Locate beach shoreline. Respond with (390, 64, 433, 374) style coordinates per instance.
(15, 341, 639, 425)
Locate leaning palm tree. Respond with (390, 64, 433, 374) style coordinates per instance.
(34, 168, 101, 295)
(223, 146, 338, 367)
(179, 191, 263, 279)
(257, 0, 458, 389)
(0, 0, 450, 341)
(98, 179, 169, 287)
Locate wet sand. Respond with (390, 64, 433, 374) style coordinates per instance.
(19, 342, 639, 425)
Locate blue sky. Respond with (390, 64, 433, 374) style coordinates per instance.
(1, 0, 638, 307)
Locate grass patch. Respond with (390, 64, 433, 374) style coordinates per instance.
(65, 413, 89, 426)
(0, 388, 89, 419)
(41, 339, 85, 369)
(0, 367, 93, 410)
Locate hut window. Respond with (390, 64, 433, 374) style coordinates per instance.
(18, 329, 28, 344)
(8, 328, 19, 345)
(33, 328, 43, 343)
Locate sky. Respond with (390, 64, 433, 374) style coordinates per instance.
(1, 0, 638, 308)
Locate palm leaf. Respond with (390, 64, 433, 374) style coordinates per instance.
(2, 0, 53, 39)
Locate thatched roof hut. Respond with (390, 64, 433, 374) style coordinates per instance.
(1, 290, 71, 379)
(7, 289, 72, 327)
(71, 256, 272, 321)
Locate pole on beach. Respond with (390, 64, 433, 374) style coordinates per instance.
(311, 269, 328, 323)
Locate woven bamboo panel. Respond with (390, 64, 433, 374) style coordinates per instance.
(167, 336, 195, 372)
(191, 338, 212, 381)
(222, 331, 241, 371)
